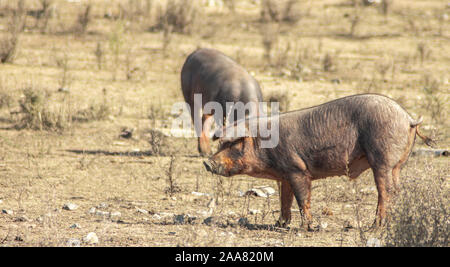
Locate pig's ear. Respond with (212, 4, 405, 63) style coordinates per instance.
(221, 136, 245, 144)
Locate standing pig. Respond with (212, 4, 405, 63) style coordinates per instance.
(181, 48, 263, 156)
(203, 94, 433, 229)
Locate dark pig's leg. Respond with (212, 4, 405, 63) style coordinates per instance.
(276, 180, 294, 228)
(289, 174, 313, 231)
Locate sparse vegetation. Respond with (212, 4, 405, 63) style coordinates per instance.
(260, 0, 301, 24)
(74, 4, 92, 35)
(0, 0, 26, 63)
(384, 162, 448, 247)
(153, 0, 200, 34)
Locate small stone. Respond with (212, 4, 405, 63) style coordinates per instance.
(191, 192, 211, 197)
(97, 203, 108, 209)
(83, 232, 99, 244)
(238, 217, 249, 226)
(88, 207, 96, 214)
(343, 220, 354, 230)
(2, 209, 13, 215)
(203, 217, 214, 226)
(249, 209, 260, 215)
(69, 223, 81, 229)
(136, 208, 148, 214)
(173, 214, 185, 224)
(331, 78, 341, 84)
(186, 215, 197, 224)
(63, 203, 78, 211)
(110, 211, 121, 221)
(320, 222, 328, 229)
(159, 212, 173, 218)
(366, 237, 381, 247)
(244, 186, 276, 198)
(67, 238, 81, 247)
(58, 87, 70, 93)
(14, 215, 30, 222)
(95, 210, 109, 217)
(152, 214, 162, 220)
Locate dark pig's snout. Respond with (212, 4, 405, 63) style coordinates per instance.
(203, 160, 215, 173)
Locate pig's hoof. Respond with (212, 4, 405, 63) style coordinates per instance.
(275, 220, 289, 228)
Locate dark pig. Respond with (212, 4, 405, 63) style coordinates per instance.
(181, 48, 263, 156)
(203, 94, 434, 229)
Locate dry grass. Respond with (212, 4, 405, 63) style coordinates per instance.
(0, 0, 448, 247)
(384, 161, 449, 247)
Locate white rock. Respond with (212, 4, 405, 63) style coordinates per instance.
(244, 186, 276, 198)
(97, 203, 108, 209)
(95, 210, 109, 217)
(110, 211, 121, 219)
(136, 208, 148, 214)
(63, 203, 78, 211)
(191, 192, 211, 197)
(88, 207, 96, 214)
(366, 237, 381, 247)
(2, 209, 13, 215)
(83, 232, 99, 244)
(249, 209, 260, 215)
(159, 212, 174, 218)
(66, 238, 81, 247)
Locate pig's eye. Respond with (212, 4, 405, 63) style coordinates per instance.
(229, 141, 244, 156)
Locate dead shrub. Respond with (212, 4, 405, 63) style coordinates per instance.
(323, 53, 333, 72)
(384, 163, 449, 247)
(0, 33, 19, 64)
(72, 88, 111, 122)
(0, 0, 26, 63)
(152, 0, 200, 34)
(265, 90, 290, 112)
(380, 0, 392, 16)
(146, 129, 167, 156)
(261, 23, 280, 65)
(29, 0, 53, 33)
(14, 88, 71, 131)
(260, 0, 301, 24)
(421, 75, 445, 126)
(73, 4, 92, 34)
(164, 156, 181, 196)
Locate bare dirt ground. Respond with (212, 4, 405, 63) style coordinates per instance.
(0, 0, 448, 246)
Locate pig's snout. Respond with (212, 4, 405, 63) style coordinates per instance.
(203, 160, 224, 175)
(203, 160, 214, 173)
